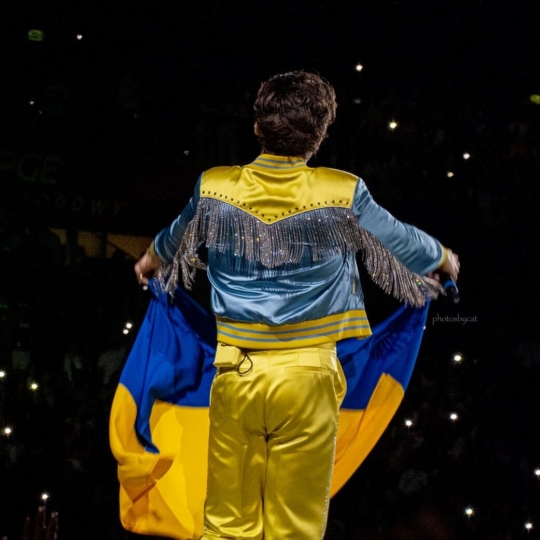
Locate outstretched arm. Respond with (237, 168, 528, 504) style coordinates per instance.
(134, 176, 202, 285)
(352, 178, 460, 281)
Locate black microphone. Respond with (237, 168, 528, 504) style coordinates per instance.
(439, 273, 460, 304)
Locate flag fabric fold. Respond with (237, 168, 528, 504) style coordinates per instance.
(110, 282, 429, 539)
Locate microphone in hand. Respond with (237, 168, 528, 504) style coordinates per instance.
(438, 272, 460, 304)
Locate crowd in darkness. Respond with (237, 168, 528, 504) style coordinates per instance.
(0, 83, 539, 539)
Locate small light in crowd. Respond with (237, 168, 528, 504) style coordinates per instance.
(423, 326, 426, 331)
(465, 507, 474, 517)
(0, 370, 5, 378)
(355, 63, 363, 72)
(41, 493, 49, 501)
(30, 382, 39, 391)
(29, 100, 35, 106)
(76, 34, 83, 40)
(534, 468, 540, 477)
(3, 427, 12, 436)
(463, 153, 471, 160)
(28, 29, 44, 42)
(184, 150, 190, 155)
(353, 98, 362, 104)
(447, 171, 454, 178)
(530, 95, 540, 105)
(143, 285, 148, 291)
(125, 322, 133, 329)
(405, 419, 413, 428)
(122, 329, 129, 335)
(453, 353, 463, 362)
(449, 412, 459, 422)
(525, 522, 533, 531)
(389, 121, 398, 130)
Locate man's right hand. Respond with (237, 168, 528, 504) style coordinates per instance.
(134, 247, 162, 286)
(438, 248, 460, 282)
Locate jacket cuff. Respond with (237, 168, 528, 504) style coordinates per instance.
(148, 242, 164, 263)
(436, 245, 449, 269)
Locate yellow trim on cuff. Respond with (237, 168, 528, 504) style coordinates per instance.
(148, 242, 164, 263)
(437, 245, 448, 268)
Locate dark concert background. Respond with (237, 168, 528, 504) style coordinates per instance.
(0, 1, 539, 538)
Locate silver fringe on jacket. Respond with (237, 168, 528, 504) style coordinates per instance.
(157, 198, 442, 307)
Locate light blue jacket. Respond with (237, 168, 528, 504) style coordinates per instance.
(153, 155, 444, 348)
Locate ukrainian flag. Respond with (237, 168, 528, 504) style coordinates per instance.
(110, 282, 428, 539)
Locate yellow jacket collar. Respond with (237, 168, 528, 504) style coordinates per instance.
(248, 154, 309, 172)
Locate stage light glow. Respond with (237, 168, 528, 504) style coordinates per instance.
(405, 419, 413, 427)
(0, 370, 5, 378)
(465, 507, 474, 517)
(123, 329, 129, 335)
(453, 354, 463, 362)
(3, 427, 12, 435)
(447, 171, 454, 178)
(525, 522, 533, 530)
(76, 34, 83, 40)
(389, 121, 398, 130)
(463, 153, 471, 159)
(41, 493, 49, 501)
(28, 30, 44, 42)
(355, 63, 363, 72)
(125, 322, 133, 329)
(449, 413, 459, 421)
(30, 382, 38, 391)
(534, 469, 540, 477)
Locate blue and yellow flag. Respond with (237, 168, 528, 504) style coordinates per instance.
(110, 282, 428, 539)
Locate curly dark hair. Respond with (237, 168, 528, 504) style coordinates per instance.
(253, 71, 337, 159)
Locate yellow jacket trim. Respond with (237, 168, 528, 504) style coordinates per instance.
(437, 245, 449, 268)
(216, 310, 372, 349)
(200, 155, 359, 224)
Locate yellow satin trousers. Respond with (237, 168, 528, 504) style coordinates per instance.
(200, 342, 346, 540)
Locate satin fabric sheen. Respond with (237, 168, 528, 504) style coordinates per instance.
(109, 283, 430, 539)
(201, 343, 345, 540)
